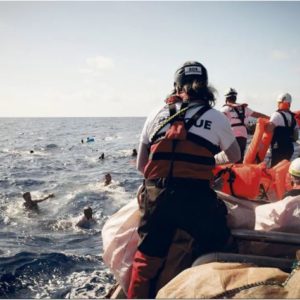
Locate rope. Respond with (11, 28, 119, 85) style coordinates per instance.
(206, 260, 300, 299)
(150, 106, 189, 144)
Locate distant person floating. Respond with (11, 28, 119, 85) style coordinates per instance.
(132, 149, 138, 157)
(76, 206, 96, 229)
(22, 191, 55, 211)
(81, 139, 84, 144)
(30, 150, 34, 154)
(99, 153, 105, 160)
(220, 87, 269, 163)
(104, 173, 112, 186)
(265, 93, 298, 167)
(86, 137, 95, 143)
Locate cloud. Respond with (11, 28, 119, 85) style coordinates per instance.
(79, 55, 115, 76)
(86, 55, 115, 71)
(271, 49, 289, 60)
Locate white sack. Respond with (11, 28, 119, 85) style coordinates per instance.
(255, 195, 300, 232)
(102, 199, 140, 294)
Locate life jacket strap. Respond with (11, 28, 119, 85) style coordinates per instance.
(214, 166, 237, 197)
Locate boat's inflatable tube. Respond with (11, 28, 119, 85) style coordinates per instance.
(192, 252, 294, 272)
(231, 229, 300, 246)
(243, 117, 272, 164)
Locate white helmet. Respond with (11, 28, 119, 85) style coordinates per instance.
(289, 158, 300, 177)
(224, 88, 237, 97)
(277, 93, 292, 103)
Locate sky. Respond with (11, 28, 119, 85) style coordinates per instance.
(0, 1, 300, 117)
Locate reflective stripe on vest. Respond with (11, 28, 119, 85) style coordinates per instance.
(144, 131, 219, 180)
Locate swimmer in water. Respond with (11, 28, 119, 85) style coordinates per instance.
(104, 173, 112, 186)
(22, 191, 55, 211)
(76, 206, 96, 229)
(132, 149, 138, 157)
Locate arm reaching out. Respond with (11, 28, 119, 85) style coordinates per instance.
(214, 139, 241, 165)
(251, 111, 269, 119)
(35, 193, 55, 203)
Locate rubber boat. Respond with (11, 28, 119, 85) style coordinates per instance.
(102, 118, 300, 298)
(103, 190, 300, 299)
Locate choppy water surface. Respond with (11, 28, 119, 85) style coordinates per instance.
(1, 117, 299, 298)
(0, 117, 144, 298)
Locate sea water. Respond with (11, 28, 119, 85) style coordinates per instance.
(1, 117, 299, 298)
(0, 117, 145, 298)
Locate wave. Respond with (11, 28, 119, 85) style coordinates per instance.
(14, 178, 45, 187)
(0, 251, 110, 298)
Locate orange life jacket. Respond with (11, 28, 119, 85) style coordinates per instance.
(264, 159, 291, 200)
(144, 102, 219, 180)
(293, 110, 300, 127)
(213, 160, 292, 201)
(213, 163, 266, 200)
(243, 117, 272, 164)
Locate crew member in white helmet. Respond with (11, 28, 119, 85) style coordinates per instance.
(265, 93, 298, 167)
(283, 158, 300, 198)
(220, 88, 269, 163)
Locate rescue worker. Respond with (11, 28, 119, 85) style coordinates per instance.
(283, 158, 300, 198)
(265, 93, 298, 167)
(128, 61, 241, 298)
(220, 88, 269, 163)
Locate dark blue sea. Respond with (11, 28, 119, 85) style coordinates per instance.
(0, 117, 145, 298)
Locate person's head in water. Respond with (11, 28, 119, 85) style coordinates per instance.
(99, 153, 105, 160)
(23, 192, 32, 203)
(104, 173, 112, 186)
(83, 206, 93, 220)
(224, 88, 238, 104)
(132, 149, 137, 157)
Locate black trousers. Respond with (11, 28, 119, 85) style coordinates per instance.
(271, 143, 294, 167)
(137, 178, 230, 258)
(236, 136, 247, 163)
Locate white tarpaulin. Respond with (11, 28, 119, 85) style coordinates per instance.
(102, 199, 140, 294)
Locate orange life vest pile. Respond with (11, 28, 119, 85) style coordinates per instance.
(213, 118, 293, 201)
(213, 160, 291, 201)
